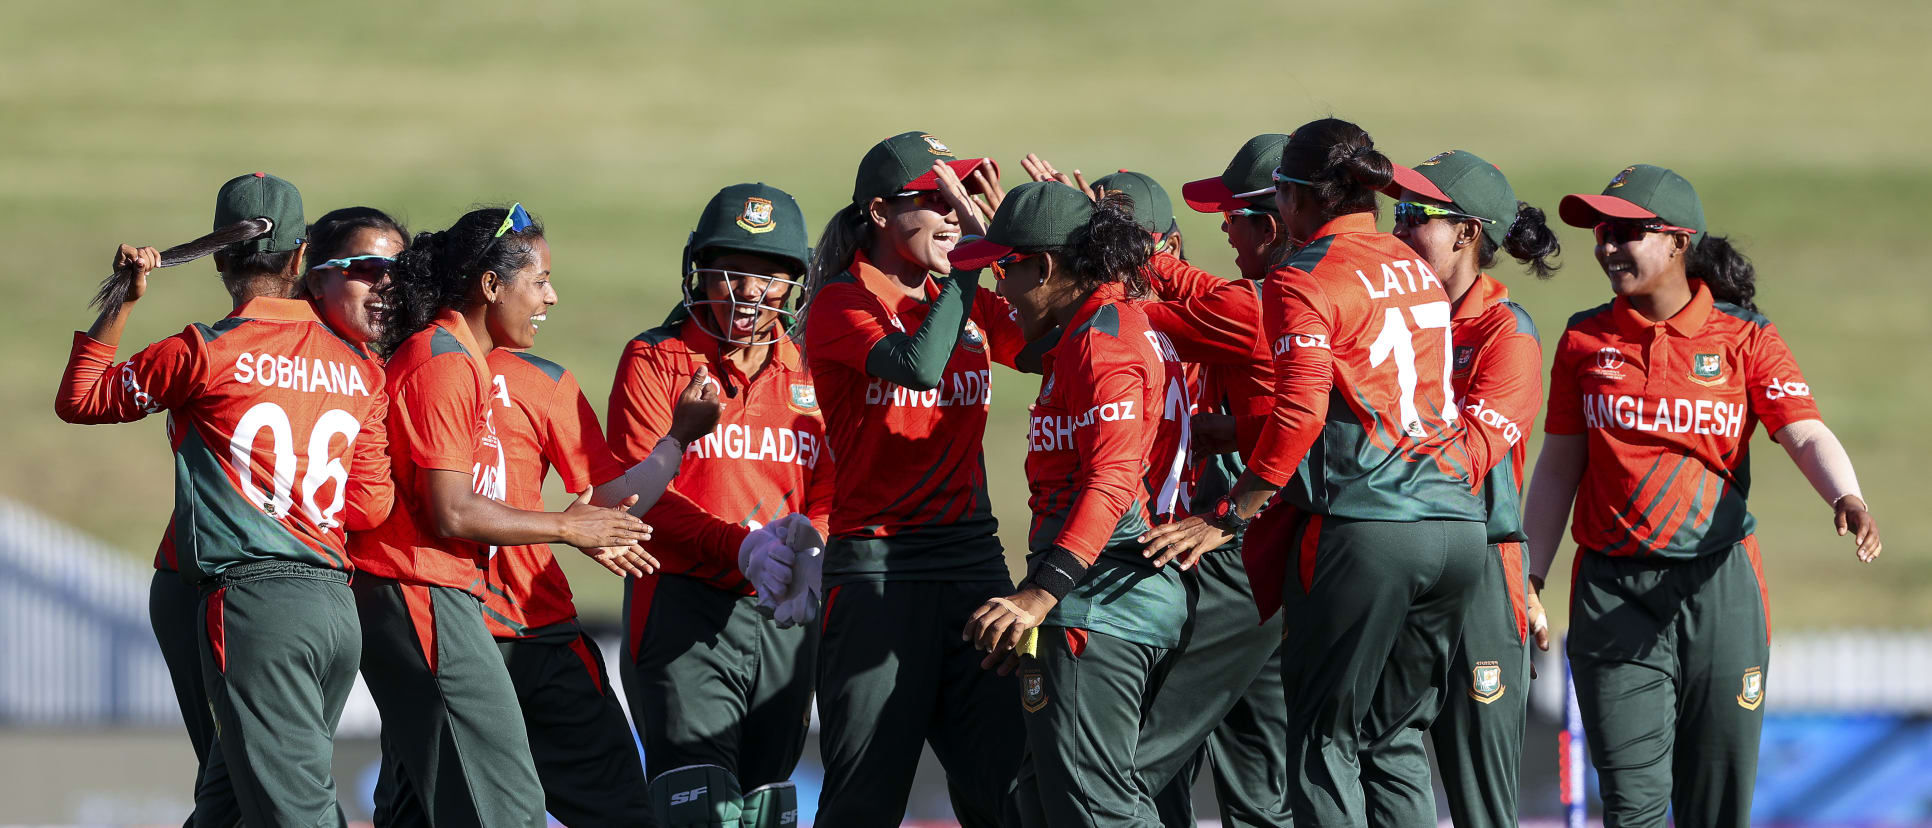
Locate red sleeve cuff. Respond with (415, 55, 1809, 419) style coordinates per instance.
(71, 331, 115, 362)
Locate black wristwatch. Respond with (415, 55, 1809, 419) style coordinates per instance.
(1209, 495, 1252, 532)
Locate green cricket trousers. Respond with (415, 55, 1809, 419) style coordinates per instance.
(196, 561, 360, 826)
(1569, 536, 1771, 828)
(1141, 547, 1292, 828)
(1429, 541, 1533, 828)
(355, 574, 545, 828)
(1277, 515, 1486, 828)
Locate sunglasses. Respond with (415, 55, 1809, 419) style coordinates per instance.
(892, 190, 952, 213)
(494, 203, 536, 239)
(1593, 220, 1698, 245)
(308, 254, 394, 283)
(1222, 207, 1273, 225)
(1393, 201, 1495, 228)
(1271, 168, 1316, 187)
(990, 250, 1041, 280)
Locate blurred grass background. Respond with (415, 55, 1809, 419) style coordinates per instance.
(4, 0, 1926, 629)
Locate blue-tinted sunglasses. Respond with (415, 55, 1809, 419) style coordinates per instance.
(494, 203, 535, 239)
(307, 254, 394, 282)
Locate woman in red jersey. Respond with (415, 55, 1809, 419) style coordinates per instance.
(302, 206, 408, 348)
(1191, 119, 1492, 827)
(351, 204, 660, 826)
(1386, 149, 1562, 828)
(1526, 164, 1881, 828)
(608, 182, 831, 828)
(58, 174, 394, 824)
(801, 131, 1024, 828)
(956, 183, 1188, 827)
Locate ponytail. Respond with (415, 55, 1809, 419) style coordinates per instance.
(1277, 118, 1393, 223)
(373, 206, 543, 359)
(89, 218, 274, 317)
(1688, 234, 1756, 312)
(800, 202, 872, 328)
(1061, 192, 1154, 298)
(1482, 201, 1562, 280)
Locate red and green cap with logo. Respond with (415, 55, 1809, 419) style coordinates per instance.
(1181, 133, 1291, 213)
(214, 172, 304, 254)
(949, 181, 1094, 271)
(1559, 164, 1706, 239)
(851, 131, 994, 204)
(1091, 170, 1174, 235)
(1386, 150, 1518, 248)
(686, 182, 809, 273)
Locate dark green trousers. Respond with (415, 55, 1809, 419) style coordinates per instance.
(151, 570, 239, 828)
(355, 574, 545, 828)
(502, 628, 650, 827)
(815, 579, 1024, 828)
(1429, 543, 1532, 828)
(196, 562, 360, 826)
(1569, 537, 1770, 828)
(1277, 517, 1486, 828)
(1014, 627, 1171, 828)
(623, 574, 815, 787)
(1141, 548, 1292, 828)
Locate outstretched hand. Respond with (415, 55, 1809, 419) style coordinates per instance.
(565, 487, 658, 576)
(1139, 515, 1230, 570)
(1835, 494, 1882, 562)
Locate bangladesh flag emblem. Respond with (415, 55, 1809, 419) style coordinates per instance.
(788, 383, 818, 414)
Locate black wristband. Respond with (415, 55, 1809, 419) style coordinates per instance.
(1021, 546, 1087, 602)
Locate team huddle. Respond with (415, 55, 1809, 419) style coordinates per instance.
(55, 117, 1883, 828)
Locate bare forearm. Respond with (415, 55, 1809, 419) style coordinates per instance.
(1525, 434, 1587, 585)
(1776, 419, 1864, 507)
(84, 297, 138, 348)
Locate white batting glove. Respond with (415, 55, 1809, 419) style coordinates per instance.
(737, 524, 796, 599)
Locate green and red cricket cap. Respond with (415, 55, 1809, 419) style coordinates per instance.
(851, 131, 994, 204)
(1386, 150, 1518, 247)
(1559, 164, 1706, 238)
(1090, 170, 1174, 234)
(214, 172, 304, 254)
(949, 181, 1094, 271)
(1181, 133, 1291, 213)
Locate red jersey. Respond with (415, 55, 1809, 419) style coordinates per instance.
(1142, 252, 1277, 453)
(804, 251, 1022, 582)
(1249, 213, 1484, 522)
(1026, 283, 1175, 558)
(478, 349, 631, 638)
(606, 317, 834, 593)
(349, 309, 504, 593)
(1545, 280, 1820, 558)
(1450, 274, 1544, 544)
(57, 298, 393, 580)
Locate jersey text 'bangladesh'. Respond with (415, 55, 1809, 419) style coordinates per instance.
(1546, 279, 1820, 559)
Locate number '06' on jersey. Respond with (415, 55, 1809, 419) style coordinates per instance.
(55, 298, 393, 580)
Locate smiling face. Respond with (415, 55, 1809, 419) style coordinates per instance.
(874, 192, 961, 275)
(484, 236, 554, 350)
(696, 250, 796, 345)
(309, 227, 404, 346)
(1594, 222, 1691, 299)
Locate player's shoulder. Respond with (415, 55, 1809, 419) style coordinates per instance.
(1563, 301, 1616, 333)
(388, 325, 479, 381)
(1710, 301, 1772, 331)
(1279, 234, 1342, 275)
(628, 318, 687, 350)
(492, 349, 571, 385)
(1495, 299, 1540, 341)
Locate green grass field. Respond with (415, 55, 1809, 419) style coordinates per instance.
(4, 0, 1927, 628)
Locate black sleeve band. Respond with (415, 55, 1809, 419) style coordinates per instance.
(1021, 545, 1088, 602)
